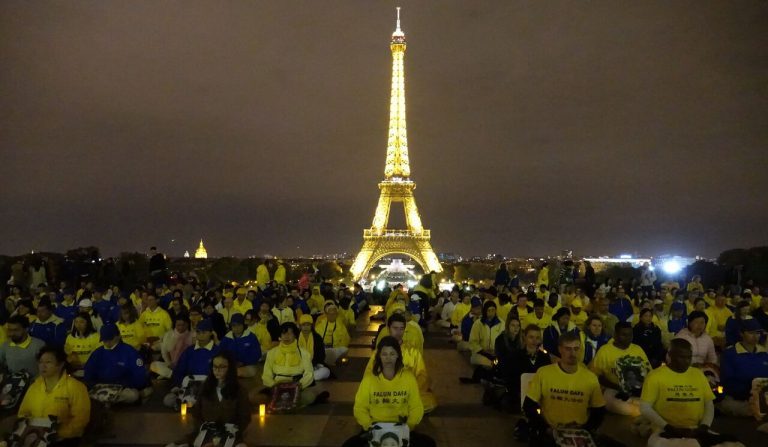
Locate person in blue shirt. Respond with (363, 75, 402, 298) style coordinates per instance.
(719, 318, 768, 417)
(724, 301, 752, 347)
(458, 298, 482, 352)
(608, 287, 633, 322)
(667, 301, 688, 335)
(54, 289, 79, 326)
(220, 313, 261, 378)
(90, 288, 116, 324)
(84, 323, 149, 404)
(543, 307, 580, 357)
(29, 300, 67, 347)
(172, 319, 220, 383)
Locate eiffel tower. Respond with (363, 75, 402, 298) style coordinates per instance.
(350, 8, 443, 281)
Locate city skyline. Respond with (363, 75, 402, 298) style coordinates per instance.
(1, 2, 767, 259)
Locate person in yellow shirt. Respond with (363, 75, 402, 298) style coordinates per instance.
(64, 313, 101, 375)
(256, 260, 271, 290)
(640, 338, 744, 447)
(589, 322, 651, 417)
(232, 288, 253, 316)
(376, 310, 424, 353)
(138, 293, 172, 351)
(367, 314, 437, 412)
(705, 294, 733, 348)
(569, 298, 588, 328)
(537, 261, 550, 288)
(273, 260, 287, 285)
(17, 345, 90, 443)
(496, 293, 513, 323)
(314, 302, 350, 365)
(523, 299, 552, 330)
(449, 294, 472, 328)
(468, 301, 505, 369)
(524, 331, 606, 445)
(116, 304, 145, 350)
(260, 322, 327, 408)
(344, 336, 435, 447)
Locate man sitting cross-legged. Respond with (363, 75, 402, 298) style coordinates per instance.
(640, 338, 744, 447)
(523, 331, 607, 447)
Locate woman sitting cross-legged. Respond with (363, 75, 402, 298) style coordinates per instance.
(254, 322, 329, 408)
(343, 336, 436, 447)
(165, 351, 250, 447)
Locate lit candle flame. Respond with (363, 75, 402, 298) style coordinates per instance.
(259, 404, 266, 417)
(180, 402, 187, 416)
(717, 386, 723, 394)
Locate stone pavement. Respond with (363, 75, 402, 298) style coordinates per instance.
(4, 306, 765, 446)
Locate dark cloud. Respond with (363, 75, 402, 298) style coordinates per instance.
(1, 1, 766, 258)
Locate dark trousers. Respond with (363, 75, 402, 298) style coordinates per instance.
(342, 431, 436, 447)
(53, 438, 82, 447)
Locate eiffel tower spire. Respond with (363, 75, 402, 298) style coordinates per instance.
(351, 8, 442, 281)
(384, 6, 410, 179)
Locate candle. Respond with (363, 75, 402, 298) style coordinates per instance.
(717, 386, 723, 394)
(181, 402, 188, 416)
(259, 404, 266, 417)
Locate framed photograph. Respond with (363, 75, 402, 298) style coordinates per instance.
(268, 382, 300, 413)
(616, 356, 648, 395)
(553, 428, 597, 447)
(751, 378, 768, 421)
(368, 422, 410, 447)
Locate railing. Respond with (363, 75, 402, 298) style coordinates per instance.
(364, 229, 431, 238)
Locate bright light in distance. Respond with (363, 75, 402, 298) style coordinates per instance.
(376, 280, 387, 291)
(662, 260, 682, 274)
(648, 266, 655, 271)
(407, 280, 417, 288)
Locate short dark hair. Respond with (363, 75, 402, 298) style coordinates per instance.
(7, 315, 30, 329)
(387, 312, 407, 328)
(614, 321, 632, 332)
(279, 322, 299, 337)
(558, 331, 581, 346)
(36, 345, 67, 364)
(523, 324, 542, 336)
(669, 338, 692, 352)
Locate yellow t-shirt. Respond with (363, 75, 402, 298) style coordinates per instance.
(523, 312, 552, 330)
(232, 298, 253, 316)
(705, 306, 733, 336)
(117, 320, 146, 349)
(64, 333, 101, 367)
(497, 303, 513, 323)
(139, 306, 172, 339)
(315, 319, 350, 348)
(450, 302, 471, 327)
(18, 374, 90, 439)
(376, 322, 424, 353)
(249, 322, 274, 355)
(570, 310, 588, 328)
(353, 370, 423, 430)
(641, 365, 715, 429)
(527, 363, 605, 428)
(589, 343, 650, 387)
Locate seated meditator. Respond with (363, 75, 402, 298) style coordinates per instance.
(496, 323, 549, 411)
(0, 315, 46, 378)
(367, 313, 437, 412)
(582, 315, 609, 365)
(165, 351, 251, 447)
(150, 314, 194, 379)
(590, 322, 652, 417)
(260, 322, 329, 408)
(162, 318, 220, 408)
(674, 311, 718, 367)
(542, 307, 580, 359)
(456, 298, 482, 352)
(343, 336, 436, 447)
(15, 346, 90, 447)
(297, 314, 331, 381)
(314, 301, 350, 365)
(84, 323, 150, 404)
(719, 318, 768, 417)
(63, 313, 100, 377)
(524, 331, 607, 447)
(640, 338, 744, 447)
(220, 313, 261, 378)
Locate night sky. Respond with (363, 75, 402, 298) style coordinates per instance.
(1, 1, 767, 259)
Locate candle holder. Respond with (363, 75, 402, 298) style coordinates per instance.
(259, 404, 266, 417)
(180, 402, 188, 416)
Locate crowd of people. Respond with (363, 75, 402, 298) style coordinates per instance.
(0, 253, 766, 447)
(435, 261, 766, 446)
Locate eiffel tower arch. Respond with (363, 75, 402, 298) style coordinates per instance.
(350, 9, 442, 281)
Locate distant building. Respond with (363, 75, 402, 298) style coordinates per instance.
(183, 250, 190, 258)
(194, 239, 208, 259)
